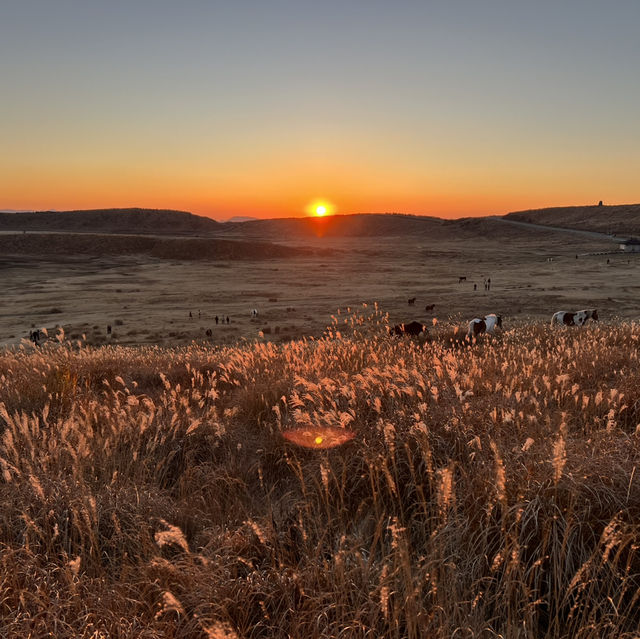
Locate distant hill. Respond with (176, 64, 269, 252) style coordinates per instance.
(6, 206, 632, 244)
(0, 208, 221, 235)
(0, 209, 528, 246)
(219, 213, 457, 239)
(223, 215, 259, 223)
(217, 212, 565, 242)
(505, 204, 640, 236)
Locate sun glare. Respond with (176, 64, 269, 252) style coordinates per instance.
(306, 200, 335, 217)
(282, 427, 356, 449)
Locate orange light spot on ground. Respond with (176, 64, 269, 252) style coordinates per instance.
(283, 427, 356, 449)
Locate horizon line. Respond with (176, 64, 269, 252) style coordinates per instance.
(1, 201, 634, 223)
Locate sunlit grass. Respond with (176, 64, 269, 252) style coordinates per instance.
(0, 308, 639, 636)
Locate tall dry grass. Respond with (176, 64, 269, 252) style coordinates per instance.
(0, 307, 639, 637)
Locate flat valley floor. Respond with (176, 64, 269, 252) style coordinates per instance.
(1, 221, 638, 348)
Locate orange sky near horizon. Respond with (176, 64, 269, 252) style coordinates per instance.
(2, 145, 632, 220)
(2, 2, 639, 221)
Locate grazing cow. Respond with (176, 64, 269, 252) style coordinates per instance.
(551, 309, 598, 327)
(467, 314, 502, 339)
(424, 303, 435, 312)
(458, 276, 467, 283)
(408, 297, 416, 305)
(389, 321, 427, 337)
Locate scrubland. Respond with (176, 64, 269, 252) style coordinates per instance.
(1, 308, 639, 638)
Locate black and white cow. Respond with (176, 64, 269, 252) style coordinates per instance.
(467, 314, 502, 338)
(551, 309, 598, 327)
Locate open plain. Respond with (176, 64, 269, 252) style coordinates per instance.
(1, 213, 637, 349)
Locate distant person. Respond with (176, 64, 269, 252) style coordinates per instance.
(205, 328, 212, 337)
(226, 316, 230, 324)
(487, 278, 491, 291)
(198, 310, 201, 318)
(473, 283, 477, 291)
(215, 315, 219, 325)
(107, 325, 112, 335)
(189, 311, 193, 318)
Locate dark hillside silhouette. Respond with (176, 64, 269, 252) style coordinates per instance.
(0, 208, 221, 236)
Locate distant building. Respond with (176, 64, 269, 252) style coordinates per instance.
(619, 237, 640, 253)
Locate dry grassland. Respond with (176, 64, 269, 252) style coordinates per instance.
(0, 310, 639, 637)
(1, 219, 639, 636)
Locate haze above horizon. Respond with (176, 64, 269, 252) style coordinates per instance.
(2, 1, 639, 220)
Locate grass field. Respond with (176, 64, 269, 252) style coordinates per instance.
(1, 308, 639, 637)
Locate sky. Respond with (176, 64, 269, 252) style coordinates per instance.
(2, 0, 639, 220)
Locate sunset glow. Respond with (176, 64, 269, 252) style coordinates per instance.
(2, 3, 640, 219)
(306, 200, 335, 217)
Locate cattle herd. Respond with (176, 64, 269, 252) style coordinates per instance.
(390, 308, 599, 340)
(24, 305, 600, 347)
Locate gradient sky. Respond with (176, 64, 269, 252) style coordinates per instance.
(2, 1, 639, 219)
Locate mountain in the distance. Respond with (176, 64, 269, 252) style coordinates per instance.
(4, 205, 638, 241)
(0, 208, 221, 235)
(219, 213, 455, 239)
(223, 215, 259, 223)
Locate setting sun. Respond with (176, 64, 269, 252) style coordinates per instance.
(306, 200, 335, 217)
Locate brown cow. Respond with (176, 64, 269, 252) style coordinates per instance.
(390, 321, 427, 337)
